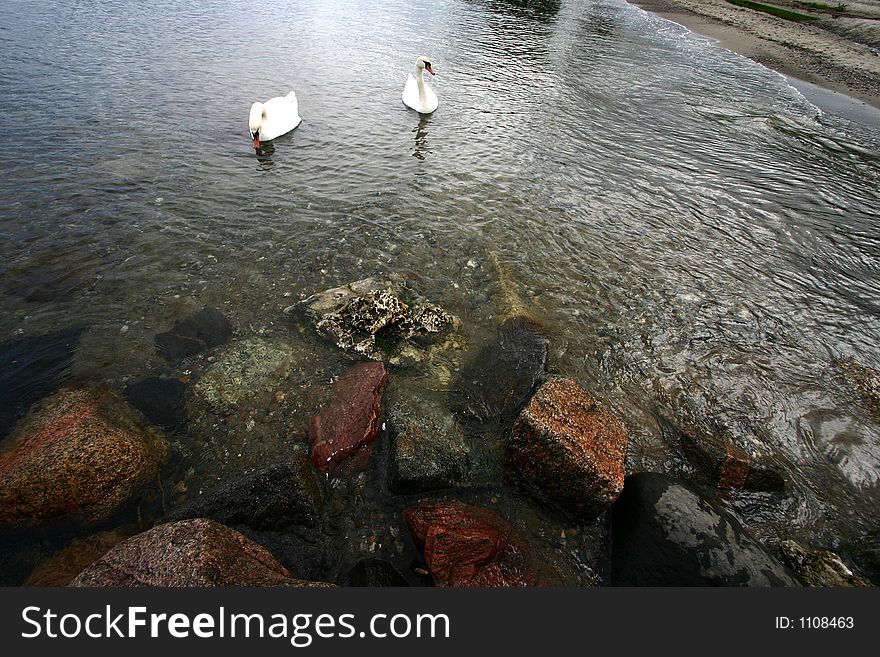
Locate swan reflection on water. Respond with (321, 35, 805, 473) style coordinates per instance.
(254, 140, 276, 167)
(413, 114, 432, 160)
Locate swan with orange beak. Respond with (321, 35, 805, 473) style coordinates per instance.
(402, 56, 438, 114)
(248, 90, 301, 150)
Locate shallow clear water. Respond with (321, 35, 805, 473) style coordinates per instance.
(2, 0, 879, 583)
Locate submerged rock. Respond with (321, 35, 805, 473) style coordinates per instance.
(611, 473, 798, 586)
(70, 518, 334, 587)
(405, 500, 536, 587)
(347, 558, 409, 587)
(124, 377, 188, 433)
(236, 526, 338, 583)
(678, 429, 786, 492)
(452, 316, 548, 431)
(154, 306, 232, 361)
(309, 362, 388, 470)
(0, 387, 169, 531)
(509, 377, 627, 519)
(166, 457, 324, 530)
(290, 277, 456, 362)
(386, 388, 471, 494)
(0, 326, 86, 439)
(839, 359, 880, 421)
(193, 337, 294, 410)
(779, 540, 871, 587)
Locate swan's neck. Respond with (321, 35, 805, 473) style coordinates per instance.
(415, 68, 427, 104)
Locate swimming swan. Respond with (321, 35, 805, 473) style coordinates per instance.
(248, 91, 301, 149)
(402, 56, 438, 114)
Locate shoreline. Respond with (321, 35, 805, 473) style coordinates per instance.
(628, 0, 880, 111)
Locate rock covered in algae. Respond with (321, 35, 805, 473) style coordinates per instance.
(289, 276, 457, 362)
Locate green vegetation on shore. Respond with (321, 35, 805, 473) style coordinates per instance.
(726, 0, 821, 21)
(798, 2, 848, 15)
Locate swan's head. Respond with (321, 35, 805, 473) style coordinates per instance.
(248, 102, 264, 148)
(415, 56, 435, 76)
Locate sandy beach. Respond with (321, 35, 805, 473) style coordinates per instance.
(629, 0, 880, 109)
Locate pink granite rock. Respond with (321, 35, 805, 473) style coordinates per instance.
(0, 387, 169, 530)
(70, 518, 334, 587)
(509, 377, 627, 518)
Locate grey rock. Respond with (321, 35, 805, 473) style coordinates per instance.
(452, 316, 548, 431)
(167, 457, 324, 531)
(194, 338, 293, 409)
(155, 307, 232, 361)
(611, 473, 798, 586)
(347, 558, 409, 587)
(124, 377, 188, 433)
(386, 388, 471, 494)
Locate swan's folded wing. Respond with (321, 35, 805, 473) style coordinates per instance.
(402, 73, 418, 108)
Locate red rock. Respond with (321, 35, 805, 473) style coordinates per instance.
(509, 377, 627, 518)
(70, 518, 334, 587)
(0, 387, 169, 530)
(405, 501, 536, 587)
(309, 362, 387, 470)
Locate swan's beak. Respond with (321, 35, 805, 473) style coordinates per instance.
(425, 64, 435, 75)
(251, 131, 260, 149)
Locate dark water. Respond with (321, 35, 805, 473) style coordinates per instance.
(2, 0, 879, 583)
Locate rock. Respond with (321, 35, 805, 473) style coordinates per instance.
(839, 359, 880, 421)
(404, 500, 536, 587)
(0, 387, 169, 531)
(386, 388, 471, 494)
(0, 326, 86, 439)
(154, 307, 232, 361)
(452, 316, 548, 431)
(309, 362, 387, 470)
(193, 338, 293, 409)
(611, 473, 798, 586)
(509, 377, 627, 519)
(236, 526, 338, 583)
(166, 457, 324, 530)
(291, 277, 455, 361)
(25, 530, 130, 586)
(347, 558, 409, 586)
(123, 377, 188, 433)
(70, 518, 334, 587)
(779, 540, 871, 587)
(679, 430, 786, 492)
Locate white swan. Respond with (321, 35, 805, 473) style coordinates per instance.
(402, 56, 438, 114)
(248, 90, 301, 149)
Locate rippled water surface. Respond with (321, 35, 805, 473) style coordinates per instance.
(2, 0, 879, 583)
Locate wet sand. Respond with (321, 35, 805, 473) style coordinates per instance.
(629, 0, 880, 110)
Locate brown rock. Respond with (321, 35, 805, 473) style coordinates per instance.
(70, 518, 334, 587)
(679, 432, 786, 492)
(509, 377, 627, 518)
(0, 387, 169, 530)
(681, 432, 749, 488)
(405, 501, 535, 587)
(25, 530, 130, 586)
(309, 362, 387, 470)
